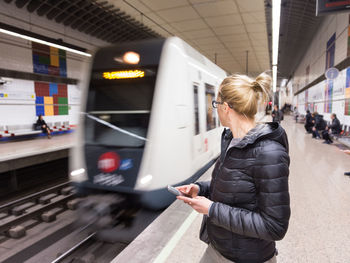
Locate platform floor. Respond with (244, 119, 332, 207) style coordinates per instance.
(164, 116, 350, 263)
(0, 133, 75, 162)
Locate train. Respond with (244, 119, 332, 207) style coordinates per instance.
(70, 37, 228, 219)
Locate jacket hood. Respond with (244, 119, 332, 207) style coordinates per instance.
(225, 122, 289, 152)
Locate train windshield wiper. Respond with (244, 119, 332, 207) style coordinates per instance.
(84, 112, 148, 142)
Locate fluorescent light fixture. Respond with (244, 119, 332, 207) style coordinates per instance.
(272, 0, 281, 95)
(273, 65, 277, 93)
(272, 0, 281, 65)
(0, 28, 91, 57)
(70, 168, 85, 176)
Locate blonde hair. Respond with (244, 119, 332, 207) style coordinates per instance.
(219, 72, 272, 119)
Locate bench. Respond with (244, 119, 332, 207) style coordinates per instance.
(328, 125, 350, 148)
(0, 125, 14, 138)
(50, 121, 71, 132)
(8, 124, 42, 136)
(0, 122, 73, 141)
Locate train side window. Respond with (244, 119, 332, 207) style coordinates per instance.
(193, 84, 200, 135)
(205, 83, 216, 131)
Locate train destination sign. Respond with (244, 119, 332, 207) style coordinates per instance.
(103, 70, 145, 80)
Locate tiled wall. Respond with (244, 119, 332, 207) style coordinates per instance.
(292, 13, 350, 126)
(0, 1, 108, 127)
(293, 13, 349, 92)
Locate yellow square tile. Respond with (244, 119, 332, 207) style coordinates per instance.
(50, 55, 59, 67)
(44, 96, 54, 116)
(45, 105, 54, 116)
(44, 96, 53, 105)
(50, 46, 58, 56)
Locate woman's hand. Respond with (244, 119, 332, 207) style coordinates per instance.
(177, 196, 213, 215)
(176, 183, 199, 198)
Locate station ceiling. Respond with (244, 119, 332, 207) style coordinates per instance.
(107, 0, 270, 76)
(277, 0, 323, 83)
(3, 0, 161, 43)
(3, 0, 324, 82)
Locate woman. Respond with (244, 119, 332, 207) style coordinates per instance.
(177, 73, 290, 263)
(36, 115, 52, 139)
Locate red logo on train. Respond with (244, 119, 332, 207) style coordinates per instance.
(98, 152, 120, 173)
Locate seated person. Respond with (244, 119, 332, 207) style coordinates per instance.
(36, 115, 51, 139)
(311, 112, 326, 139)
(322, 113, 341, 144)
(304, 110, 313, 133)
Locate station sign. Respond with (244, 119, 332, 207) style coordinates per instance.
(316, 0, 350, 16)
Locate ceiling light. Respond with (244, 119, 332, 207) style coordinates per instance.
(0, 28, 91, 57)
(272, 0, 281, 94)
(272, 0, 281, 66)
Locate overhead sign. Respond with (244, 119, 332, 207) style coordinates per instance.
(325, 67, 339, 79)
(103, 70, 145, 80)
(316, 0, 350, 16)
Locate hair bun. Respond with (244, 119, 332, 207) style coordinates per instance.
(252, 81, 261, 92)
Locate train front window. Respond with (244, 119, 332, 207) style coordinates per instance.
(85, 68, 156, 147)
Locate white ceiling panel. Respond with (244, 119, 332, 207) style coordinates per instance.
(111, 0, 270, 75)
(192, 0, 238, 17)
(245, 23, 266, 33)
(157, 6, 200, 22)
(235, 0, 265, 12)
(182, 29, 215, 39)
(249, 32, 269, 41)
(225, 40, 251, 48)
(252, 42, 268, 49)
(220, 33, 249, 43)
(141, 0, 188, 11)
(142, 12, 168, 25)
(193, 37, 222, 45)
(205, 14, 242, 27)
(123, 0, 152, 13)
(171, 19, 208, 32)
(213, 25, 246, 35)
(241, 12, 265, 24)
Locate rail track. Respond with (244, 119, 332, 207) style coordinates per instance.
(0, 181, 80, 238)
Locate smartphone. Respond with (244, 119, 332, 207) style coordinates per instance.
(167, 185, 191, 197)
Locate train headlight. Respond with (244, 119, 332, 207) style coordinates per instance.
(123, 51, 140, 64)
(140, 174, 153, 185)
(70, 168, 85, 177)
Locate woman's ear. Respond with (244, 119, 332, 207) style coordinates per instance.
(223, 102, 229, 112)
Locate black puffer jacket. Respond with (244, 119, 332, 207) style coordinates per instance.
(314, 114, 326, 130)
(196, 123, 290, 263)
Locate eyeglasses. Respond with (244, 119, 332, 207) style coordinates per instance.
(212, 100, 233, 109)
(212, 100, 224, 109)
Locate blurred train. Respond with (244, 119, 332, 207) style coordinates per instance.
(70, 37, 227, 214)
